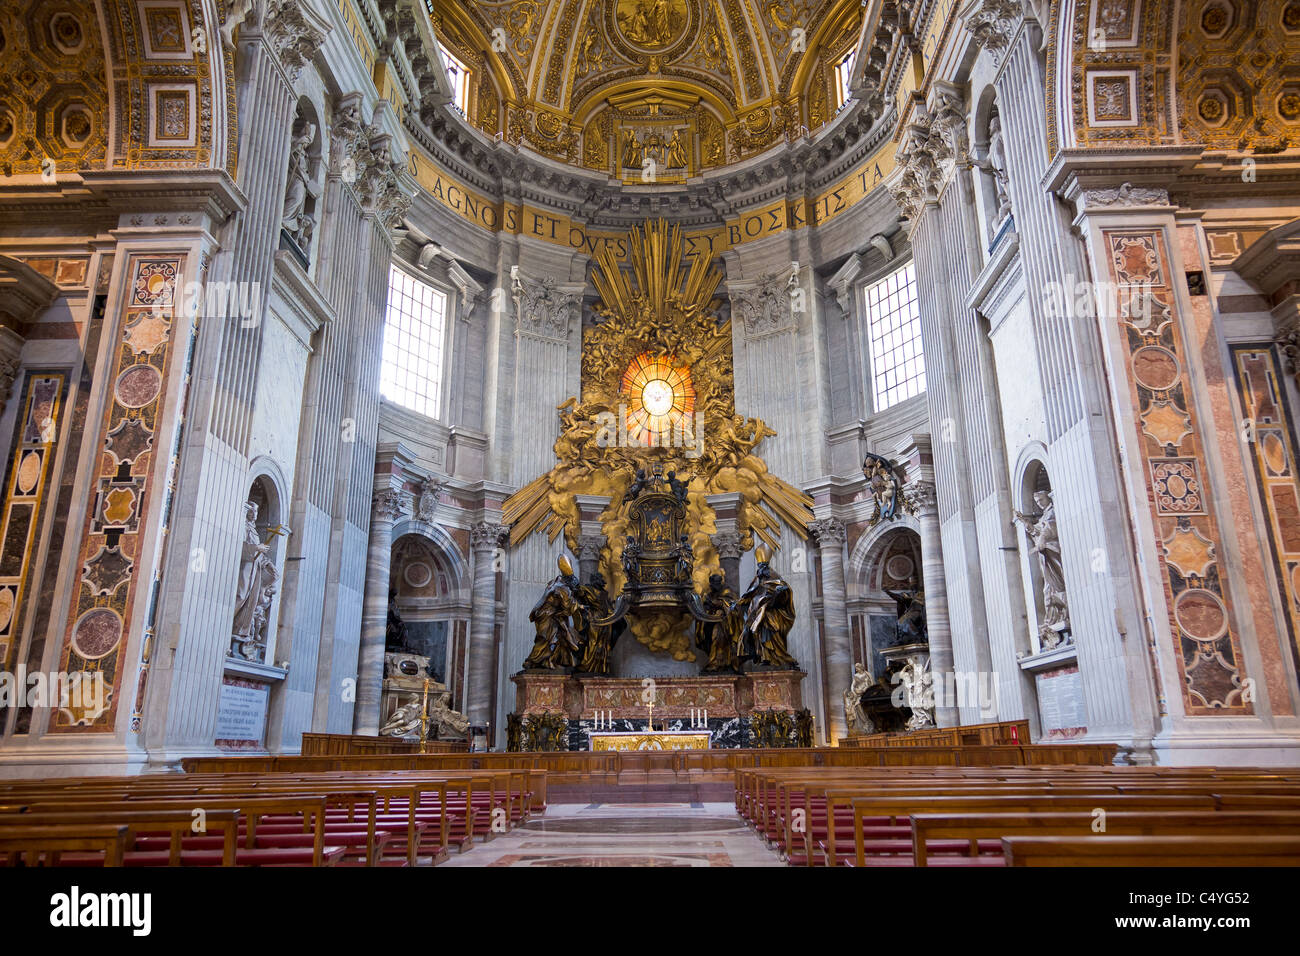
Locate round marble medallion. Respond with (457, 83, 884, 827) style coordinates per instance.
(115, 364, 162, 409)
(71, 607, 123, 659)
(1174, 588, 1229, 643)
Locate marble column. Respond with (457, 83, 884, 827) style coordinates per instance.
(352, 487, 409, 734)
(907, 480, 958, 727)
(811, 518, 851, 743)
(467, 521, 508, 729)
(712, 531, 744, 594)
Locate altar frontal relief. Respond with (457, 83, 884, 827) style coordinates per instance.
(504, 220, 812, 659)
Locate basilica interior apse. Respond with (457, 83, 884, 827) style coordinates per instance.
(0, 0, 1298, 789)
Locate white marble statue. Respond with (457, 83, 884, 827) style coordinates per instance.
(898, 658, 936, 731)
(1015, 490, 1071, 648)
(232, 501, 279, 661)
(281, 120, 318, 249)
(979, 112, 1012, 225)
(379, 697, 424, 737)
(844, 662, 875, 736)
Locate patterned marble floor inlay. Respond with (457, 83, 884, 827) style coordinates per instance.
(444, 802, 783, 868)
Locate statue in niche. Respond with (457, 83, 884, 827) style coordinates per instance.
(1014, 490, 1071, 649)
(698, 573, 743, 673)
(575, 571, 623, 675)
(281, 119, 319, 252)
(978, 111, 1012, 226)
(844, 662, 876, 736)
(231, 500, 279, 662)
(885, 587, 927, 645)
(734, 548, 799, 669)
(522, 555, 586, 669)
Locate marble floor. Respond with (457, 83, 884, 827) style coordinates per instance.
(443, 802, 784, 867)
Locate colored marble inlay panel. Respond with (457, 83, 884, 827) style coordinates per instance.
(0, 374, 67, 671)
(51, 255, 182, 733)
(1232, 346, 1300, 678)
(1104, 229, 1250, 714)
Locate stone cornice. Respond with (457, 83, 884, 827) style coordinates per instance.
(404, 94, 897, 236)
(1045, 147, 1300, 207)
(0, 170, 247, 224)
(0, 255, 60, 333)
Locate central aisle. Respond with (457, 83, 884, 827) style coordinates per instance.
(444, 802, 784, 867)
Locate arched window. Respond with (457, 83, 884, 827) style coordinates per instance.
(864, 261, 926, 411)
(439, 43, 471, 115)
(380, 265, 447, 419)
(834, 51, 856, 110)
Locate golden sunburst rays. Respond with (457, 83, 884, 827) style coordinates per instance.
(502, 217, 813, 567)
(591, 218, 722, 330)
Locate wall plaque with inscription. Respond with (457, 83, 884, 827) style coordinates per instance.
(215, 678, 269, 749)
(1035, 665, 1088, 740)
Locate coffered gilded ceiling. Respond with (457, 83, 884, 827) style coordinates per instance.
(431, 0, 863, 176)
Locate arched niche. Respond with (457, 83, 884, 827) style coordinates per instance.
(1014, 456, 1070, 655)
(280, 96, 323, 265)
(388, 528, 471, 708)
(848, 520, 924, 683)
(231, 466, 288, 666)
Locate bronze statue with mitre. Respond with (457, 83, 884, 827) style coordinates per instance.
(733, 547, 799, 668)
(697, 573, 743, 673)
(522, 555, 587, 669)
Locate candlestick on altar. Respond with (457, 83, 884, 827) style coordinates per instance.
(647, 700, 654, 733)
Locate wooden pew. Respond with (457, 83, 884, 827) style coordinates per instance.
(910, 811, 1300, 867)
(0, 824, 130, 867)
(1003, 835, 1300, 866)
(0, 809, 241, 866)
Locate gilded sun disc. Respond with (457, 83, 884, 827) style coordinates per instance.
(613, 0, 690, 52)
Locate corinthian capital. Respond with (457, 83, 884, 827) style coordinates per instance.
(577, 534, 605, 561)
(809, 518, 847, 547)
(712, 531, 744, 560)
(471, 521, 509, 551)
(964, 0, 1024, 64)
(264, 0, 331, 81)
(511, 271, 582, 342)
(373, 488, 411, 522)
(902, 480, 938, 515)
